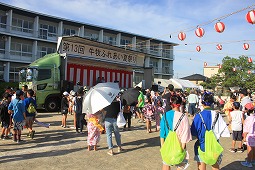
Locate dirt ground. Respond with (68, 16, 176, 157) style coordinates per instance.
(0, 111, 252, 170)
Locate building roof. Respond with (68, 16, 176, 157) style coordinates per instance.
(180, 74, 207, 81)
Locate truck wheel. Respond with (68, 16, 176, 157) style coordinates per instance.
(45, 98, 59, 112)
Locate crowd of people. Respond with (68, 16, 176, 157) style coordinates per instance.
(1, 83, 255, 169)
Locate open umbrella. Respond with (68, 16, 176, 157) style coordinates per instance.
(121, 88, 140, 106)
(82, 82, 120, 114)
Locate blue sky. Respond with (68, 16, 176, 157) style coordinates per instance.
(2, 0, 255, 78)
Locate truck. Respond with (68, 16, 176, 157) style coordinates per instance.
(19, 36, 144, 111)
(19, 52, 72, 112)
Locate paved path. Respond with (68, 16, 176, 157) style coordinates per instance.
(0, 112, 252, 170)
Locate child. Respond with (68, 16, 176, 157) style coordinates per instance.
(241, 103, 255, 168)
(87, 112, 104, 151)
(61, 91, 69, 128)
(154, 99, 164, 132)
(191, 92, 230, 170)
(223, 94, 236, 126)
(160, 95, 192, 169)
(0, 93, 12, 140)
(8, 90, 26, 143)
(123, 105, 132, 131)
(229, 102, 244, 153)
(23, 89, 37, 139)
(142, 98, 155, 133)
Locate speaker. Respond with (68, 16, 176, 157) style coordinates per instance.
(151, 85, 158, 91)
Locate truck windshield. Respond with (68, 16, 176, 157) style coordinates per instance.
(19, 68, 36, 82)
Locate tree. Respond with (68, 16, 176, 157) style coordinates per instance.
(218, 55, 255, 89)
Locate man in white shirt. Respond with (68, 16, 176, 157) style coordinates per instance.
(187, 90, 199, 116)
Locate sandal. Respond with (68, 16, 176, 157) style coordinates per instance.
(118, 147, 124, 153)
(107, 150, 114, 156)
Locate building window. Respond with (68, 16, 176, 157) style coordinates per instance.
(12, 18, 33, 33)
(10, 42, 32, 57)
(0, 39, 5, 54)
(150, 60, 158, 72)
(150, 45, 158, 55)
(85, 32, 99, 41)
(0, 61, 3, 81)
(0, 15, 7, 28)
(103, 36, 116, 45)
(162, 62, 170, 74)
(37, 46, 56, 58)
(39, 24, 57, 39)
(136, 42, 146, 52)
(63, 28, 76, 36)
(162, 49, 170, 58)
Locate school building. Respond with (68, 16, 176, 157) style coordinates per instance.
(0, 2, 177, 87)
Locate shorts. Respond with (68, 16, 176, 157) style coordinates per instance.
(13, 121, 24, 131)
(194, 154, 222, 165)
(1, 121, 10, 128)
(26, 116, 35, 126)
(232, 131, 243, 141)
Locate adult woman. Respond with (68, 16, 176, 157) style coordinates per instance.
(160, 95, 192, 170)
(191, 92, 230, 170)
(104, 98, 123, 156)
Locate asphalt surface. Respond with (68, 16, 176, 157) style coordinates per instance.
(0, 111, 252, 170)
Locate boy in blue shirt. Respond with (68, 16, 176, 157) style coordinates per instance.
(8, 90, 26, 143)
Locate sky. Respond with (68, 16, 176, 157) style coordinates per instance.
(1, 0, 255, 78)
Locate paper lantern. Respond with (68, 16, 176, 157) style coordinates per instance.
(195, 27, 205, 38)
(216, 44, 222, 50)
(218, 64, 222, 69)
(248, 70, 251, 74)
(178, 32, 186, 41)
(248, 57, 253, 63)
(196, 46, 201, 52)
(233, 67, 236, 72)
(243, 43, 250, 50)
(204, 62, 207, 67)
(214, 22, 225, 33)
(246, 10, 255, 24)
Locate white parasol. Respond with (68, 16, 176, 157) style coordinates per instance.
(82, 82, 120, 114)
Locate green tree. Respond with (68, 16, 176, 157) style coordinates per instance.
(219, 55, 255, 89)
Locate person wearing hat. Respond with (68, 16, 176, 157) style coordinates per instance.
(8, 90, 26, 143)
(61, 91, 69, 128)
(0, 93, 12, 140)
(241, 103, 255, 168)
(191, 92, 230, 170)
(229, 102, 244, 153)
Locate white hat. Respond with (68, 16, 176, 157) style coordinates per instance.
(70, 90, 76, 96)
(63, 91, 69, 96)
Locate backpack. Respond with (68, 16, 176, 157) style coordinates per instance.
(198, 112, 224, 165)
(27, 101, 36, 114)
(75, 96, 83, 114)
(160, 112, 186, 165)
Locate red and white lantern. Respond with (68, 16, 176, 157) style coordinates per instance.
(246, 10, 255, 24)
(233, 67, 236, 72)
(248, 70, 251, 74)
(214, 22, 225, 33)
(204, 62, 207, 67)
(248, 57, 253, 63)
(195, 27, 205, 38)
(216, 44, 222, 50)
(178, 32, 186, 41)
(196, 46, 201, 52)
(243, 43, 250, 50)
(218, 64, 222, 69)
